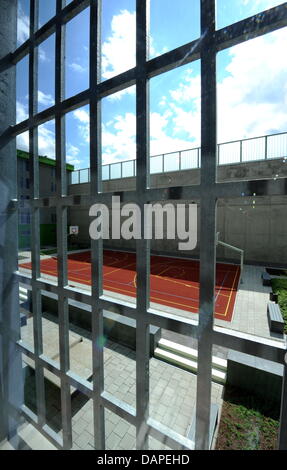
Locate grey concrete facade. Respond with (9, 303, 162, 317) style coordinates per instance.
(68, 159, 287, 265)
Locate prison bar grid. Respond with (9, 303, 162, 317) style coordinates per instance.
(0, 0, 287, 450)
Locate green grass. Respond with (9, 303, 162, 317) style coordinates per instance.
(216, 386, 279, 450)
(271, 278, 287, 334)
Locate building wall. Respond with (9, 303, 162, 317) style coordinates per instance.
(18, 156, 72, 249)
(68, 159, 287, 265)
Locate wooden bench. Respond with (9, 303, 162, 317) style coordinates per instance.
(267, 301, 284, 335)
(262, 272, 271, 286)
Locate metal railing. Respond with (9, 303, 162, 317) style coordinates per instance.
(70, 131, 287, 184)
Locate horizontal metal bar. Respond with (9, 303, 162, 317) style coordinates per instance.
(17, 275, 287, 365)
(216, 3, 287, 52)
(147, 418, 194, 450)
(21, 405, 63, 449)
(18, 341, 94, 397)
(11, 0, 90, 64)
(213, 325, 286, 363)
(146, 38, 201, 78)
(101, 391, 136, 426)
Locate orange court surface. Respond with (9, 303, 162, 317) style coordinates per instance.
(20, 250, 241, 322)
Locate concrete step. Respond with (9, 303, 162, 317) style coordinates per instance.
(157, 338, 227, 372)
(154, 347, 226, 384)
(19, 287, 28, 303)
(20, 293, 28, 301)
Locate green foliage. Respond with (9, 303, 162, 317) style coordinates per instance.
(216, 387, 279, 450)
(271, 278, 287, 334)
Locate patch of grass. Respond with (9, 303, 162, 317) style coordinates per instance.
(216, 386, 279, 450)
(271, 278, 287, 334)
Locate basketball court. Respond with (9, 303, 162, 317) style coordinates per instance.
(20, 250, 241, 322)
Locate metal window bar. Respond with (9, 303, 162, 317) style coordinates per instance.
(28, 0, 46, 432)
(0, 0, 286, 451)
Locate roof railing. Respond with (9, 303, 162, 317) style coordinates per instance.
(71, 131, 287, 184)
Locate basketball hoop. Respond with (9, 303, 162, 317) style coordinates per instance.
(69, 226, 79, 235)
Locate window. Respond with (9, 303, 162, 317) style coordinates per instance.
(6, 0, 287, 451)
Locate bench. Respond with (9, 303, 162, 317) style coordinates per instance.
(267, 301, 284, 335)
(262, 272, 272, 286)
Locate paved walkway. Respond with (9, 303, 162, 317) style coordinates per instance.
(19, 316, 223, 450)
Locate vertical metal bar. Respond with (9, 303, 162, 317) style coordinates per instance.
(0, 0, 23, 442)
(136, 0, 150, 451)
(179, 151, 182, 171)
(197, 147, 200, 168)
(265, 135, 268, 159)
(90, 0, 105, 450)
(195, 0, 217, 450)
(55, 0, 72, 450)
(278, 354, 287, 449)
(29, 0, 46, 429)
(240, 139, 243, 163)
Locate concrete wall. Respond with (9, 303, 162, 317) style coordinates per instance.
(41, 292, 161, 356)
(68, 159, 287, 265)
(227, 350, 283, 407)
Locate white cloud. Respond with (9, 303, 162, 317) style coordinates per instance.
(38, 91, 55, 107)
(38, 47, 50, 63)
(73, 109, 89, 124)
(242, 0, 282, 9)
(68, 26, 287, 169)
(102, 10, 157, 101)
(73, 108, 90, 144)
(16, 101, 28, 124)
(17, 7, 29, 45)
(67, 144, 80, 157)
(66, 144, 82, 166)
(102, 10, 136, 80)
(217, 28, 287, 142)
(66, 155, 81, 166)
(69, 62, 87, 74)
(17, 123, 56, 160)
(102, 112, 136, 164)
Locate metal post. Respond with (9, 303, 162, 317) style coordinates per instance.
(278, 353, 287, 449)
(55, 0, 72, 449)
(29, 0, 46, 430)
(0, 0, 23, 443)
(90, 0, 105, 450)
(195, 0, 217, 450)
(136, 0, 150, 450)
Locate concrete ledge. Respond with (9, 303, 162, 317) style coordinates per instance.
(41, 291, 161, 356)
(226, 350, 284, 404)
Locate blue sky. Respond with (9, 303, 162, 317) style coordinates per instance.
(16, 0, 286, 170)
